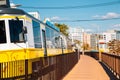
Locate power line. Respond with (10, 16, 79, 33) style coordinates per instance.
(51, 17, 120, 22)
(21, 0, 120, 9)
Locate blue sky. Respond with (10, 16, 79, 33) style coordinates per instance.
(12, 0, 120, 33)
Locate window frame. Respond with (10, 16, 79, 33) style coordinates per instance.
(32, 20, 42, 48)
(45, 25, 60, 49)
(8, 19, 25, 43)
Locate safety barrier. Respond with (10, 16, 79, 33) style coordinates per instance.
(84, 51, 120, 79)
(101, 53, 120, 79)
(84, 51, 99, 60)
(0, 52, 79, 80)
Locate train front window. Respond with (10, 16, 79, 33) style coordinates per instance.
(9, 20, 24, 43)
(0, 20, 6, 43)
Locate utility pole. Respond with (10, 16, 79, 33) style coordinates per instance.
(82, 30, 85, 55)
(92, 24, 101, 61)
(96, 26, 101, 61)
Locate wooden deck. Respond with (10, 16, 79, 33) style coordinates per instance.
(63, 55, 110, 80)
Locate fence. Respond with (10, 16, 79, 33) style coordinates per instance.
(101, 53, 120, 79)
(84, 51, 120, 79)
(84, 51, 99, 60)
(0, 52, 79, 80)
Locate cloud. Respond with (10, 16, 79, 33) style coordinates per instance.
(113, 24, 120, 27)
(50, 16, 61, 21)
(92, 15, 100, 18)
(93, 12, 120, 19)
(110, 24, 120, 30)
(102, 12, 120, 19)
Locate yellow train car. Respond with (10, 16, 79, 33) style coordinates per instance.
(0, 7, 73, 79)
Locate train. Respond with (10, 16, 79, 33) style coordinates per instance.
(0, 7, 73, 79)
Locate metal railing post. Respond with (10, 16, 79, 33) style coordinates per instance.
(25, 60, 28, 80)
(0, 63, 1, 79)
(99, 51, 101, 62)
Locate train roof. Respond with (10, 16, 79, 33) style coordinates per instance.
(46, 20, 60, 32)
(0, 8, 26, 14)
(0, 8, 45, 23)
(0, 8, 60, 32)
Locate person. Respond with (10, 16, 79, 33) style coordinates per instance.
(72, 45, 78, 53)
(75, 46, 78, 52)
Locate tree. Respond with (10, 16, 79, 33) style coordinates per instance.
(82, 43, 90, 50)
(74, 39, 81, 45)
(54, 23, 69, 37)
(107, 39, 120, 55)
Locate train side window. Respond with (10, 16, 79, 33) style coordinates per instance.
(0, 20, 6, 43)
(32, 20, 42, 48)
(9, 20, 24, 43)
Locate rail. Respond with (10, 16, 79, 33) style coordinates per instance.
(84, 51, 99, 60)
(84, 51, 120, 79)
(0, 52, 79, 80)
(102, 53, 120, 79)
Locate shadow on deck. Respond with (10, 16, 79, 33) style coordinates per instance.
(100, 62, 118, 80)
(63, 55, 118, 80)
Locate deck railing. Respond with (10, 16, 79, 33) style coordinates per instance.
(101, 53, 120, 79)
(84, 51, 120, 79)
(84, 51, 99, 60)
(0, 52, 79, 80)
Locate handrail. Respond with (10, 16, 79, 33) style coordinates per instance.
(101, 53, 120, 79)
(0, 52, 79, 79)
(84, 52, 120, 79)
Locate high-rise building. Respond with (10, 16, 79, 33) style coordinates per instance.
(69, 27, 93, 50)
(90, 34, 98, 50)
(69, 27, 84, 44)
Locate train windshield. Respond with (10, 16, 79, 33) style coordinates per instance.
(0, 20, 6, 43)
(9, 20, 24, 43)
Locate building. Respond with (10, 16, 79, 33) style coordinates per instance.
(102, 30, 116, 43)
(29, 12, 40, 20)
(115, 30, 120, 40)
(101, 30, 120, 43)
(69, 27, 84, 50)
(69, 27, 84, 43)
(90, 34, 98, 50)
(69, 27, 92, 50)
(84, 33, 91, 47)
(99, 30, 120, 52)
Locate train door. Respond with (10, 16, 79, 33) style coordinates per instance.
(42, 30, 47, 56)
